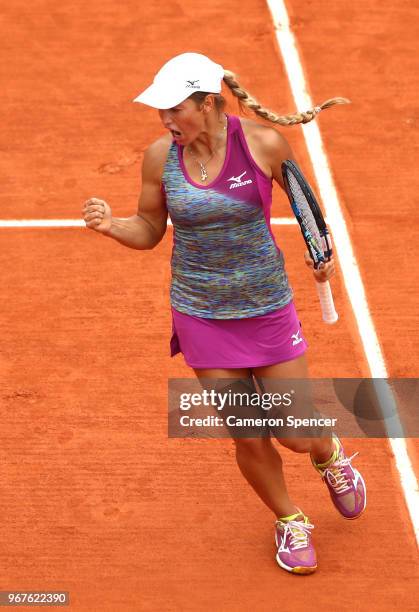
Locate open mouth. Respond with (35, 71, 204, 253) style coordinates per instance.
(171, 129, 182, 138)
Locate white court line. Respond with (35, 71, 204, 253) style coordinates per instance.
(0, 219, 86, 227)
(0, 217, 298, 227)
(266, 0, 419, 545)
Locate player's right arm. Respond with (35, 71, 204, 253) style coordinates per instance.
(82, 135, 171, 250)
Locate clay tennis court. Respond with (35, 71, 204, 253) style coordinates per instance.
(1, 0, 418, 610)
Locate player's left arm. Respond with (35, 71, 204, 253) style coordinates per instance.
(262, 127, 335, 282)
(261, 127, 296, 191)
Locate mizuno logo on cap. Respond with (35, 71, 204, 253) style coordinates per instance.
(186, 80, 200, 88)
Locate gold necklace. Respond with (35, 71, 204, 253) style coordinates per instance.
(187, 117, 227, 182)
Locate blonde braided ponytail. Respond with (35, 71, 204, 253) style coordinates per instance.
(223, 70, 350, 125)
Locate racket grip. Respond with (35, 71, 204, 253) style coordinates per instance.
(315, 280, 338, 324)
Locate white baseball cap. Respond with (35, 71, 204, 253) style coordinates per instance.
(133, 52, 225, 109)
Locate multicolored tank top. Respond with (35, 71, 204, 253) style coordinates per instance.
(161, 114, 293, 319)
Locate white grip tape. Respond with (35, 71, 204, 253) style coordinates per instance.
(316, 280, 338, 324)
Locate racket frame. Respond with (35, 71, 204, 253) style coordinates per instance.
(281, 159, 332, 269)
(281, 159, 338, 324)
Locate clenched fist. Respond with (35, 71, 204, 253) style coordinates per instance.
(82, 197, 112, 233)
(304, 250, 335, 283)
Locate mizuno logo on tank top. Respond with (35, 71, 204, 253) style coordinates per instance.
(228, 171, 253, 189)
(161, 114, 293, 319)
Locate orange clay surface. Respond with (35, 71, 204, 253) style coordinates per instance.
(1, 0, 418, 610)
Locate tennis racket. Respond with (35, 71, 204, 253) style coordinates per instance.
(281, 159, 338, 324)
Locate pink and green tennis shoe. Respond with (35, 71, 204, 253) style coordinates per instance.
(275, 509, 317, 575)
(311, 435, 367, 519)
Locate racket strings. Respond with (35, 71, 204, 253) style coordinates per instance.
(286, 172, 323, 254)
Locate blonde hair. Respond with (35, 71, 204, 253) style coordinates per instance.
(222, 69, 350, 125)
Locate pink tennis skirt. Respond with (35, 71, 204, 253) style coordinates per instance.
(170, 300, 308, 369)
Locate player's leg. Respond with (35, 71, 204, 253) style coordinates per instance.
(253, 355, 366, 520)
(192, 366, 298, 518)
(193, 365, 317, 574)
(252, 354, 334, 463)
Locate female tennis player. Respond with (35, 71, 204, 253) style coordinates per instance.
(82, 53, 366, 575)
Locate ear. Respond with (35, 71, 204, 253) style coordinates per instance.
(201, 94, 215, 114)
